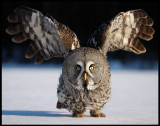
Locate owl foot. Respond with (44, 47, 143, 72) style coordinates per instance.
(56, 101, 65, 109)
(90, 110, 106, 117)
(72, 111, 85, 118)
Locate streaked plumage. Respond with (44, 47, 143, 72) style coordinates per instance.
(87, 9, 154, 55)
(6, 6, 154, 117)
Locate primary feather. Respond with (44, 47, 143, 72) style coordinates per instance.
(6, 6, 80, 64)
(87, 9, 154, 55)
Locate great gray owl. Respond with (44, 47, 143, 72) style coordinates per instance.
(6, 6, 154, 117)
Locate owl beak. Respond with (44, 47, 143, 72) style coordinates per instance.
(84, 72, 87, 81)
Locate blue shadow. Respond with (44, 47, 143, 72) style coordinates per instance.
(2, 110, 72, 117)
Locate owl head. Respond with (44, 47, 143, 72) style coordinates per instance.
(62, 47, 107, 91)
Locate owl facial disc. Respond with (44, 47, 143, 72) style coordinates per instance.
(64, 47, 105, 91)
(76, 60, 100, 91)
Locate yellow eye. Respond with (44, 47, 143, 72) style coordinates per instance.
(89, 66, 94, 70)
(76, 66, 81, 71)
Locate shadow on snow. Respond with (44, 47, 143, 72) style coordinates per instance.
(2, 110, 72, 117)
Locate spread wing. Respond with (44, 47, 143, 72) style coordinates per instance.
(6, 6, 80, 64)
(87, 9, 155, 56)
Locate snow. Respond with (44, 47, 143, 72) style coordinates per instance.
(2, 66, 158, 124)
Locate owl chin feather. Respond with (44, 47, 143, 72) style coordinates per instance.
(73, 85, 96, 91)
(71, 80, 101, 91)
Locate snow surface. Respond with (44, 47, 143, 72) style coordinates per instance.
(2, 67, 158, 124)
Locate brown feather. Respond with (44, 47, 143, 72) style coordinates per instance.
(12, 32, 29, 43)
(140, 25, 155, 36)
(7, 14, 21, 23)
(129, 38, 146, 54)
(133, 9, 147, 18)
(87, 9, 154, 55)
(139, 17, 154, 26)
(6, 6, 81, 64)
(35, 52, 44, 64)
(138, 32, 153, 41)
(25, 42, 39, 58)
(56, 23, 80, 51)
(6, 23, 24, 35)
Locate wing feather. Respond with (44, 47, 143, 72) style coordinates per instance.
(6, 6, 80, 64)
(87, 9, 155, 55)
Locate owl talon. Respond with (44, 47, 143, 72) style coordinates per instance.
(56, 101, 65, 109)
(73, 111, 85, 117)
(90, 110, 106, 117)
